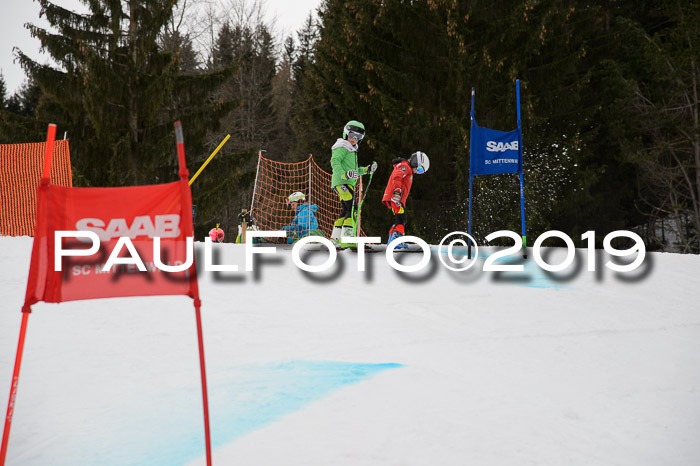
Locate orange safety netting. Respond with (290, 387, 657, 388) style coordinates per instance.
(250, 154, 365, 239)
(0, 140, 72, 237)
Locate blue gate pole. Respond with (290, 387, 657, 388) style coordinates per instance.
(468, 87, 475, 259)
(516, 79, 527, 259)
(468, 177, 474, 259)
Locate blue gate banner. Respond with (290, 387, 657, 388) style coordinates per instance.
(470, 124, 522, 175)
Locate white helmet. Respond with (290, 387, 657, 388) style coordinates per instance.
(409, 151, 429, 174)
(287, 191, 305, 203)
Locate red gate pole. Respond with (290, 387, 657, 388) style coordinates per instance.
(0, 309, 31, 466)
(1, 124, 53, 465)
(174, 121, 212, 465)
(194, 300, 212, 466)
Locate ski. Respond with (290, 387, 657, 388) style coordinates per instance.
(300, 244, 348, 252)
(349, 244, 426, 253)
(292, 242, 427, 253)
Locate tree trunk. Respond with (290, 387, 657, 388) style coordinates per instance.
(127, 0, 139, 184)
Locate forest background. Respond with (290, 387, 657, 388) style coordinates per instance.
(0, 0, 698, 253)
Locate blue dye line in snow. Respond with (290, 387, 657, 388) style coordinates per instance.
(489, 253, 566, 290)
(76, 361, 402, 466)
(434, 246, 566, 289)
(208, 361, 403, 448)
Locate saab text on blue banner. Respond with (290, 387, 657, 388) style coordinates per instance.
(470, 126, 522, 175)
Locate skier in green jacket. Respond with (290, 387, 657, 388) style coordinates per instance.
(330, 120, 377, 246)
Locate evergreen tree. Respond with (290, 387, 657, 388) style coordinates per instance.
(212, 23, 238, 69)
(0, 73, 6, 109)
(15, 0, 236, 187)
(293, 13, 318, 86)
(5, 79, 43, 117)
(283, 36, 296, 67)
(613, 0, 700, 252)
(270, 36, 297, 160)
(211, 22, 276, 147)
(161, 30, 200, 74)
(0, 78, 46, 144)
(289, 12, 325, 159)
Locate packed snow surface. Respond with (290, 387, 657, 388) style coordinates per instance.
(1, 237, 699, 465)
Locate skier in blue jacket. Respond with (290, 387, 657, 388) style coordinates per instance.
(281, 191, 319, 243)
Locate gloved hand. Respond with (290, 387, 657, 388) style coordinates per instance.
(343, 169, 359, 180)
(391, 188, 402, 204)
(367, 161, 378, 175)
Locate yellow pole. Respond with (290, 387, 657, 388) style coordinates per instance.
(189, 134, 231, 186)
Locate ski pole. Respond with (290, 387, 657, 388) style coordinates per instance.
(352, 163, 376, 237)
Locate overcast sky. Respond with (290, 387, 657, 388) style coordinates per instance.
(0, 0, 323, 95)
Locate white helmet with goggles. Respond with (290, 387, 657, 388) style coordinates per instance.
(409, 151, 429, 174)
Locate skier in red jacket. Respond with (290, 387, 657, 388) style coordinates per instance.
(381, 151, 430, 248)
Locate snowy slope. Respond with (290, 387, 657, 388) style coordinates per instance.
(1, 237, 699, 466)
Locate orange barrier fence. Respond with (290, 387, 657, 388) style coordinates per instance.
(0, 140, 72, 236)
(250, 154, 365, 238)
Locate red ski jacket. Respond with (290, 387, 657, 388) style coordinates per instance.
(382, 158, 413, 206)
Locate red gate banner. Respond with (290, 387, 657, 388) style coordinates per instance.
(25, 181, 195, 304)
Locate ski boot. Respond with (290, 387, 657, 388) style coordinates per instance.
(330, 226, 345, 249)
(339, 225, 357, 249)
(388, 231, 408, 250)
